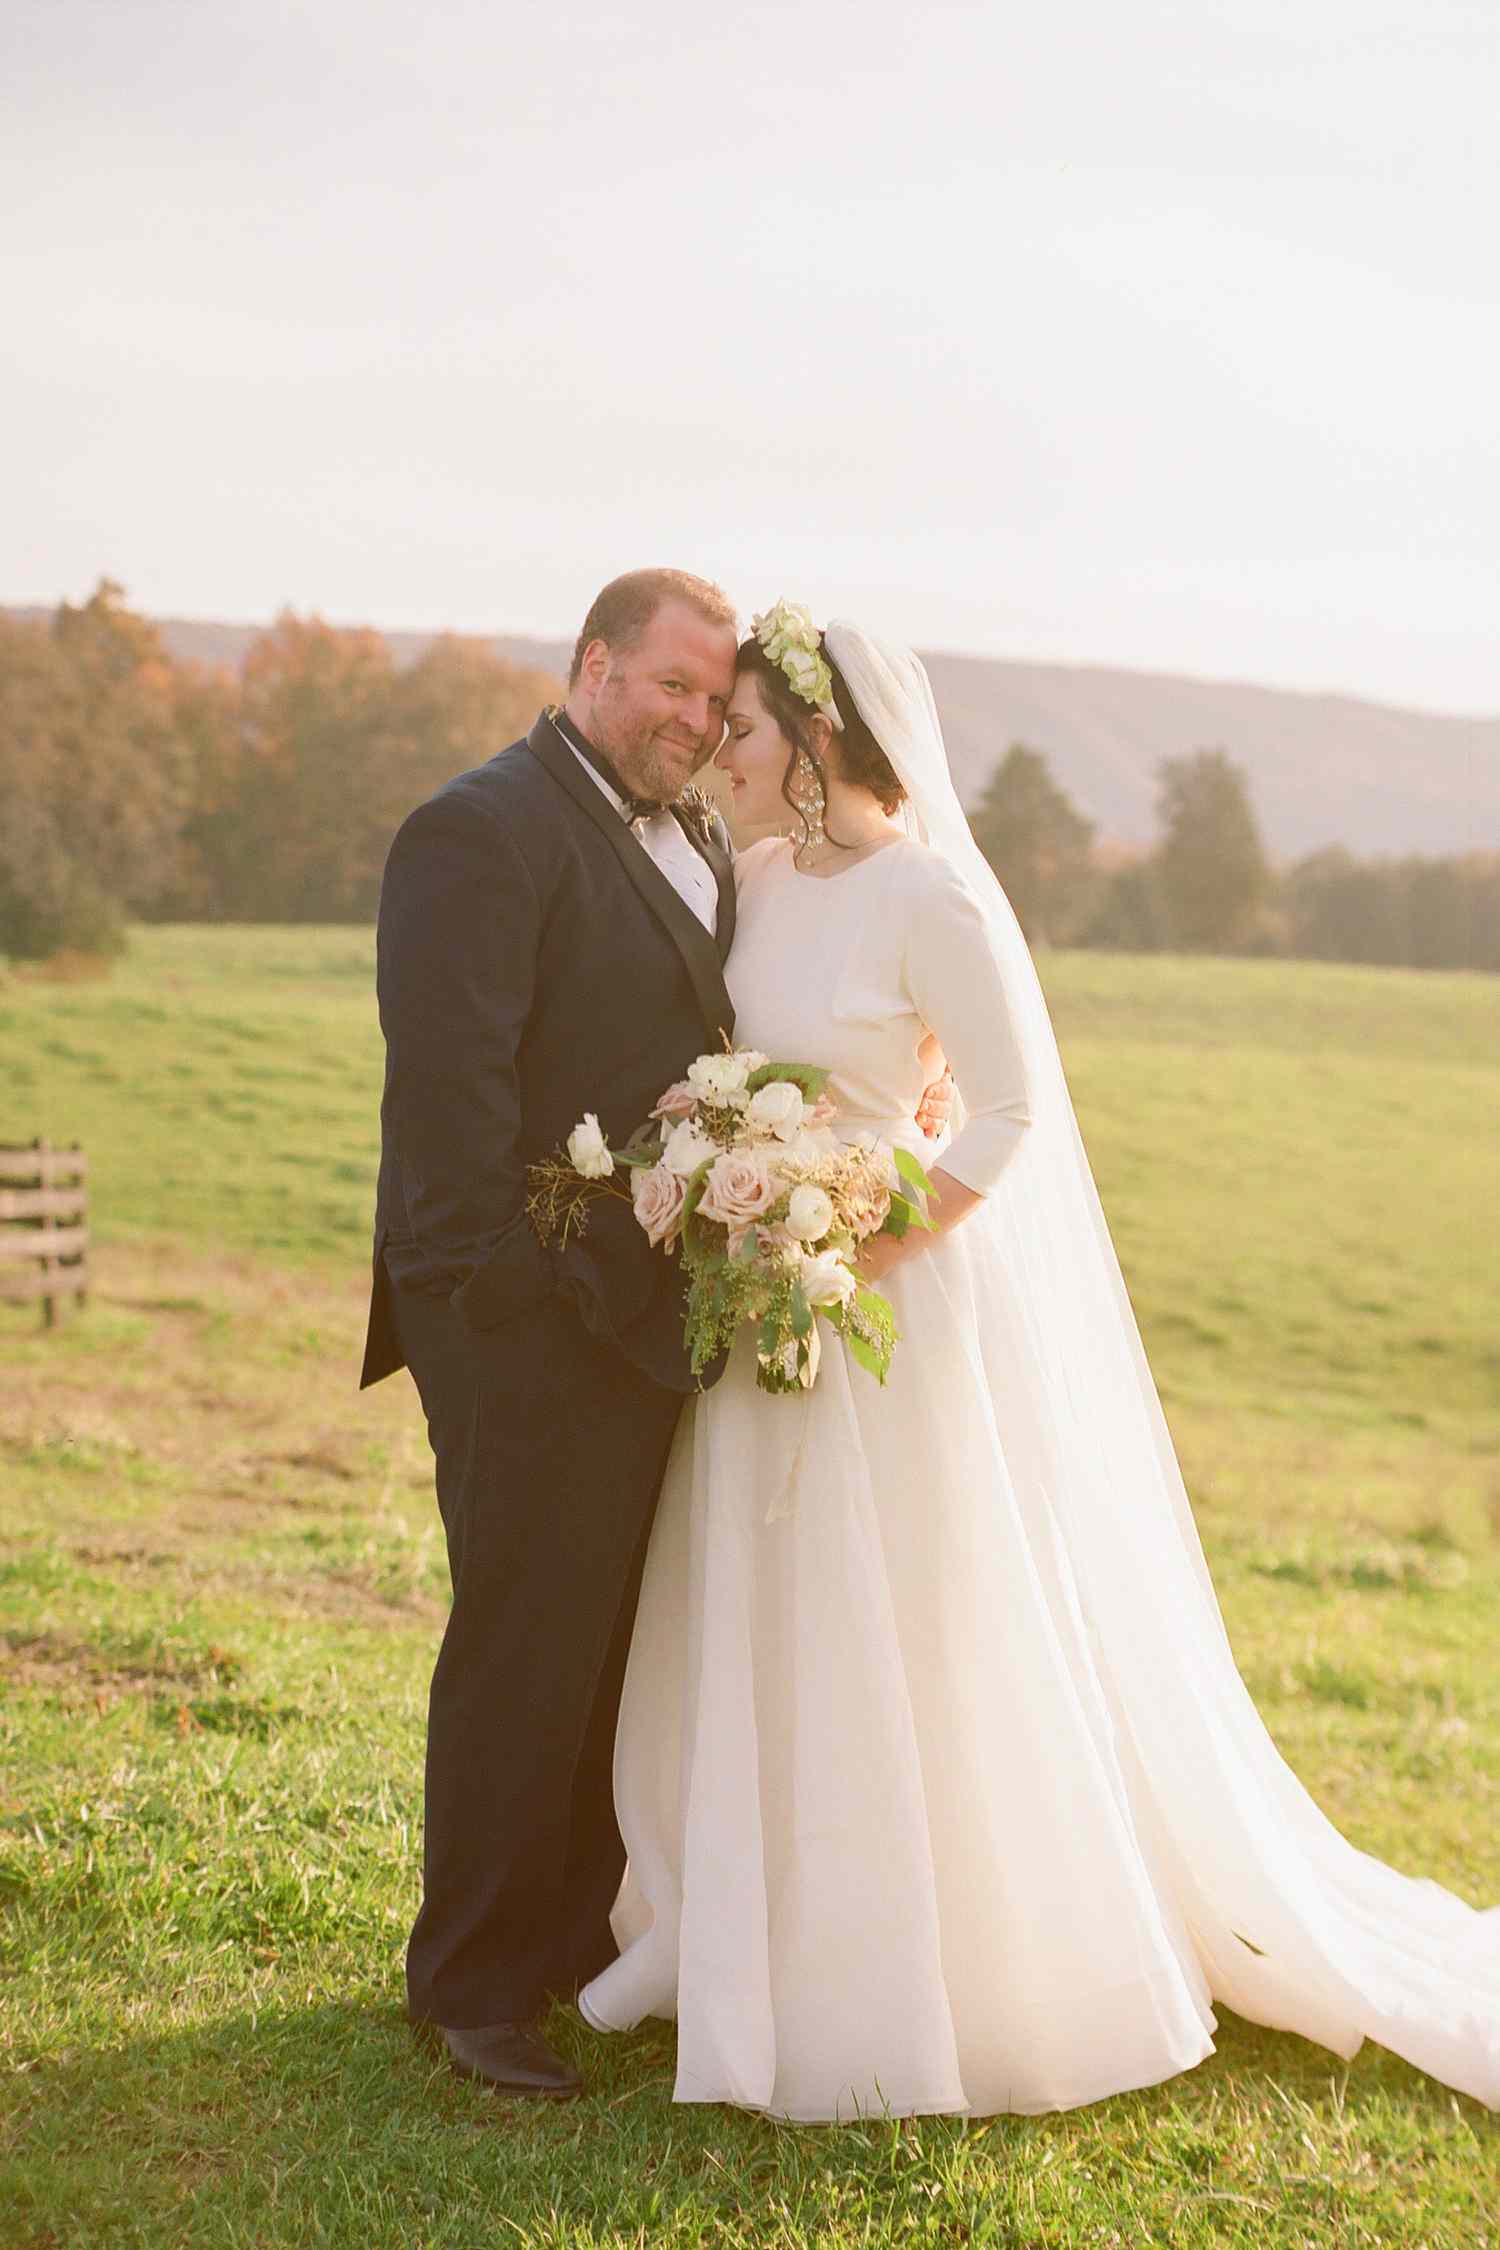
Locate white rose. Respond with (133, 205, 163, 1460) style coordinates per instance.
(687, 1052, 752, 1104)
(566, 1113, 613, 1180)
(785, 1183, 835, 1242)
(745, 1080, 807, 1142)
(799, 1247, 858, 1308)
(661, 1119, 716, 1176)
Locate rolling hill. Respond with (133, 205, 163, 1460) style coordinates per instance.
(8, 607, 1496, 858)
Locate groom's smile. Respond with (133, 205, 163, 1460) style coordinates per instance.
(568, 597, 738, 806)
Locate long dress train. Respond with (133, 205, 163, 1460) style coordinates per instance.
(579, 834, 1500, 2120)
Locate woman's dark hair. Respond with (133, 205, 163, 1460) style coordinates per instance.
(735, 635, 906, 854)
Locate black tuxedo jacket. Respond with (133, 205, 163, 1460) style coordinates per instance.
(361, 710, 736, 1394)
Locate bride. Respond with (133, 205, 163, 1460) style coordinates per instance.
(577, 606, 1500, 2121)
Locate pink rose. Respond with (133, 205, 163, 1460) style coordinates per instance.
(651, 1080, 699, 1123)
(698, 1150, 779, 1240)
(808, 1092, 839, 1128)
(631, 1162, 687, 1249)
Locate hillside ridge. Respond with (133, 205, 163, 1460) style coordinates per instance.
(7, 605, 1495, 857)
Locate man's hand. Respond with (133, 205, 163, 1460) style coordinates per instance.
(915, 1065, 955, 1140)
(857, 1230, 912, 1286)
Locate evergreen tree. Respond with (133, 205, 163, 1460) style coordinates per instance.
(969, 743, 1096, 944)
(1155, 748, 1270, 952)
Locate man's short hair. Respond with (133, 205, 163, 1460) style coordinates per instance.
(569, 569, 737, 687)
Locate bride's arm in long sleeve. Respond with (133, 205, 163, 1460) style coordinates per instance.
(859, 855, 1034, 1279)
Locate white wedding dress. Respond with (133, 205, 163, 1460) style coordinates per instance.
(578, 629, 1500, 2122)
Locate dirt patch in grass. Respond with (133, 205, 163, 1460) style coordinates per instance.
(2, 1244, 416, 1473)
(1, 1244, 439, 1648)
(1, 1626, 246, 1696)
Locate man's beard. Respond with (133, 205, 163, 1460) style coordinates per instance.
(592, 696, 703, 803)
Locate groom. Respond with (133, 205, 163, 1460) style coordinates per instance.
(362, 569, 744, 2097)
(363, 569, 949, 2100)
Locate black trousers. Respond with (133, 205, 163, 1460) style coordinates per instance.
(390, 1274, 685, 2027)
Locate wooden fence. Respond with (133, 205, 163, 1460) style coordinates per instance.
(0, 1140, 89, 1327)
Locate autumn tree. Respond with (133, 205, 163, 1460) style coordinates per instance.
(0, 583, 190, 958)
(49, 581, 192, 910)
(969, 743, 1097, 944)
(149, 660, 250, 920)
(178, 621, 562, 921)
(221, 615, 401, 920)
(0, 617, 110, 957)
(386, 636, 559, 808)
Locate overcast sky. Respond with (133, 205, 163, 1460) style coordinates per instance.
(4, 0, 1497, 710)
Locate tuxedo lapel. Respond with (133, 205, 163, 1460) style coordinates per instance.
(674, 808, 737, 964)
(527, 713, 736, 1046)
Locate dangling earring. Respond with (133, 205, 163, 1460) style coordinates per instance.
(789, 749, 826, 865)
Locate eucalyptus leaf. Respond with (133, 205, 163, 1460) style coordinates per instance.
(894, 1145, 937, 1199)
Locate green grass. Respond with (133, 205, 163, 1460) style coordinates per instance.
(0, 926, 385, 1261)
(1, 929, 1498, 2246)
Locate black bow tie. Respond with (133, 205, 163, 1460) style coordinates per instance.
(620, 794, 665, 827)
(553, 711, 665, 827)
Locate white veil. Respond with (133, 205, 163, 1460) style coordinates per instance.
(823, 619, 1500, 2107)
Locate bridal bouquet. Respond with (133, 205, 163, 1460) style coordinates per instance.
(526, 1048, 935, 1393)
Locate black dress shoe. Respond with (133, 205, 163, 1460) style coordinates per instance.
(414, 2018, 583, 2099)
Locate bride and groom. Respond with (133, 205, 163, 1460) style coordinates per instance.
(363, 568, 1499, 2118)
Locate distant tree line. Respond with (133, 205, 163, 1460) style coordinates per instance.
(0, 582, 557, 957)
(2, 582, 1496, 972)
(971, 743, 1500, 972)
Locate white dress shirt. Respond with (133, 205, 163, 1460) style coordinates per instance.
(566, 741, 721, 936)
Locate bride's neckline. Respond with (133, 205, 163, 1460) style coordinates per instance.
(783, 833, 909, 884)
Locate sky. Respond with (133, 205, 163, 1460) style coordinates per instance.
(3, 0, 1498, 711)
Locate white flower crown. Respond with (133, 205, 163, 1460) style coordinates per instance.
(751, 600, 844, 730)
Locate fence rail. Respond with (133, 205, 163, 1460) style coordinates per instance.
(0, 1188, 86, 1222)
(0, 1147, 89, 1186)
(0, 1140, 88, 1326)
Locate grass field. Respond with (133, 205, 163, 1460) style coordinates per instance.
(2, 927, 1498, 2247)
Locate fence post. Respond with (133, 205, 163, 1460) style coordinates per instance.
(36, 1135, 56, 1330)
(72, 1143, 89, 1310)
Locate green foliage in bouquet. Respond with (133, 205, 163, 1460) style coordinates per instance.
(743, 1061, 831, 1103)
(528, 1050, 942, 1398)
(833, 1285, 901, 1385)
(882, 1145, 939, 1242)
(679, 1203, 795, 1383)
